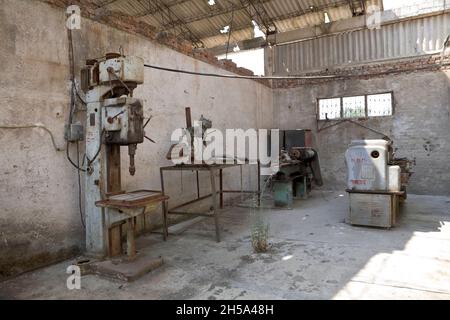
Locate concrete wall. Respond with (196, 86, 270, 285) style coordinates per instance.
(273, 70, 450, 195)
(0, 0, 273, 278)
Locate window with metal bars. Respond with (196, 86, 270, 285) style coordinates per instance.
(317, 92, 393, 120)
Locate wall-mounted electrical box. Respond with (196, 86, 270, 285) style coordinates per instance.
(64, 122, 84, 142)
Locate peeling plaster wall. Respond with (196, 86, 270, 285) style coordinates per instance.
(273, 70, 450, 195)
(0, 0, 273, 279)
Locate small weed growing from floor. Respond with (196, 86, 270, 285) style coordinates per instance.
(251, 220, 269, 253)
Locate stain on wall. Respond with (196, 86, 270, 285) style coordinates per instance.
(0, 0, 273, 279)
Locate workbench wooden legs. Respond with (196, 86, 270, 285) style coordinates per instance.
(108, 224, 123, 258)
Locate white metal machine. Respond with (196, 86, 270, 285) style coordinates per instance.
(345, 139, 407, 228)
(345, 140, 400, 192)
(80, 53, 166, 262)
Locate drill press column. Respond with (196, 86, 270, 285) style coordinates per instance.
(81, 53, 145, 257)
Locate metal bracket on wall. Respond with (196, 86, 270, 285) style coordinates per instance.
(316, 118, 391, 140)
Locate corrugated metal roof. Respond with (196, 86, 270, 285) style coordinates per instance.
(272, 11, 450, 74)
(93, 0, 384, 48)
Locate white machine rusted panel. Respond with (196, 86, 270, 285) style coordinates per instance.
(348, 193, 397, 228)
(85, 100, 106, 256)
(99, 56, 144, 84)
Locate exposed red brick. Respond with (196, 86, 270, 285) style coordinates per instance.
(272, 53, 450, 89)
(39, 0, 264, 85)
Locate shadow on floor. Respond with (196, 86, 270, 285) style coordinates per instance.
(1, 191, 449, 300)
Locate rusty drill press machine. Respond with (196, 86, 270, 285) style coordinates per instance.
(78, 53, 167, 280)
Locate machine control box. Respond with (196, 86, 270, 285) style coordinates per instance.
(102, 97, 144, 145)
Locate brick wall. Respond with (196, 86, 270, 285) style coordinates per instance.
(273, 59, 450, 195)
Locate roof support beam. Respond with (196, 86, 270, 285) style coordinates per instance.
(134, 0, 192, 18)
(143, 0, 204, 47)
(156, 0, 274, 36)
(242, 0, 277, 34)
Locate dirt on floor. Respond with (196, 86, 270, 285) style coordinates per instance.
(1, 191, 450, 300)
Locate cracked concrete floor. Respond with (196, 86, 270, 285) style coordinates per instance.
(1, 191, 450, 300)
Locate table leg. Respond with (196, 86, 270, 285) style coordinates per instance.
(162, 200, 168, 241)
(210, 169, 220, 242)
(219, 169, 223, 208)
(160, 168, 165, 196)
(196, 171, 200, 199)
(127, 218, 136, 260)
(257, 160, 261, 206)
(108, 224, 123, 257)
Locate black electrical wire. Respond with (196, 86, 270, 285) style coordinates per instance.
(86, 129, 105, 169)
(75, 85, 87, 106)
(144, 63, 337, 80)
(144, 60, 450, 81)
(66, 140, 86, 172)
(66, 29, 88, 230)
(66, 28, 87, 173)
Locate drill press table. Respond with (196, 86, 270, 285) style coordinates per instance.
(95, 190, 169, 260)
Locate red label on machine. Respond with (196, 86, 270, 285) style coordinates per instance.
(351, 179, 368, 185)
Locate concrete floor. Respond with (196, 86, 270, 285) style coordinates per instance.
(1, 191, 450, 300)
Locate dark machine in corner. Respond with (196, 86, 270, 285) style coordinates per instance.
(271, 130, 323, 207)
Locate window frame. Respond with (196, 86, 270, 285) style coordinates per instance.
(316, 91, 394, 121)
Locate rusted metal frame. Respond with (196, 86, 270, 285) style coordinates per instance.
(245, 0, 276, 35)
(199, 0, 351, 41)
(347, 0, 356, 16)
(257, 159, 261, 206)
(292, 0, 307, 16)
(262, 1, 350, 23)
(160, 168, 169, 240)
(134, 0, 192, 18)
(168, 211, 216, 217)
(219, 169, 223, 208)
(154, 0, 269, 31)
(214, 0, 247, 47)
(95, 0, 120, 8)
(153, 0, 204, 47)
(210, 168, 221, 242)
(160, 4, 234, 28)
(144, 0, 204, 47)
(196, 171, 200, 199)
(347, 0, 366, 16)
(161, 163, 261, 241)
(317, 117, 390, 139)
(166, 188, 259, 211)
(168, 193, 214, 211)
(225, 7, 236, 59)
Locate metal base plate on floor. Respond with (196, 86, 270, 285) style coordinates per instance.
(77, 254, 164, 282)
